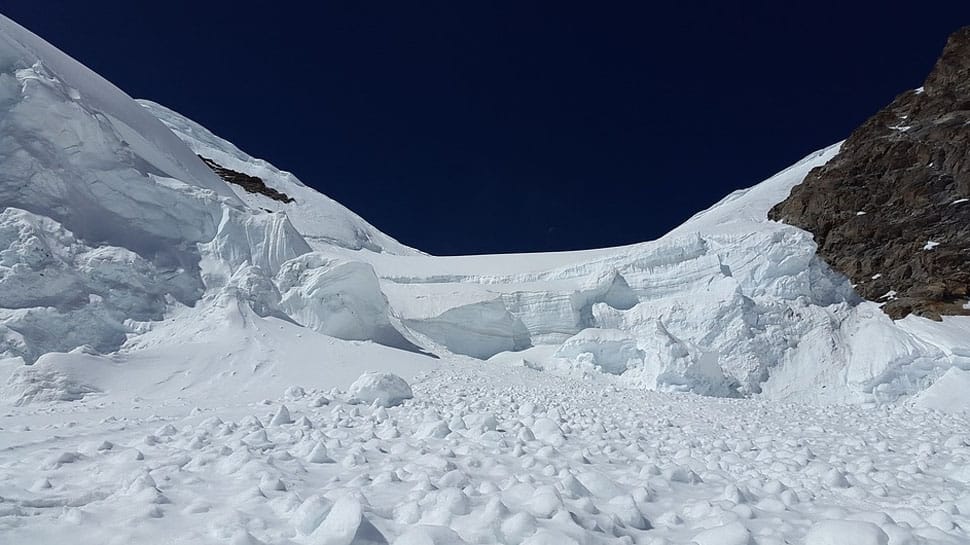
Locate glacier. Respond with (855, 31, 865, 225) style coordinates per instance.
(3, 12, 970, 545)
(0, 12, 967, 406)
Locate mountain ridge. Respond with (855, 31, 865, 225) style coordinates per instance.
(770, 25, 970, 321)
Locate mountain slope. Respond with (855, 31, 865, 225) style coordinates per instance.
(137, 99, 422, 257)
(770, 26, 970, 320)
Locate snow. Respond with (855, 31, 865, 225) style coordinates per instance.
(137, 100, 420, 257)
(804, 520, 889, 545)
(4, 361, 970, 544)
(911, 367, 970, 413)
(346, 371, 413, 407)
(0, 16, 235, 201)
(2, 12, 970, 545)
(691, 521, 752, 545)
(923, 240, 941, 250)
(552, 328, 643, 374)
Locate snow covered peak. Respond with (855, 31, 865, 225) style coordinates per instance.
(0, 14, 235, 200)
(138, 99, 423, 256)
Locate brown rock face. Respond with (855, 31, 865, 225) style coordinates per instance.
(769, 26, 970, 320)
(198, 155, 295, 204)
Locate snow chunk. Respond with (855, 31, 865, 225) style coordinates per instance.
(347, 372, 413, 407)
(403, 299, 531, 359)
(307, 442, 335, 463)
(293, 495, 333, 535)
(1, 352, 103, 405)
(276, 254, 415, 350)
(310, 496, 380, 545)
(624, 319, 735, 397)
(692, 521, 752, 545)
(269, 404, 293, 425)
(553, 328, 643, 374)
(804, 520, 888, 545)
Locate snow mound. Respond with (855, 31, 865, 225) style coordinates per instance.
(805, 520, 889, 545)
(347, 371, 413, 407)
(911, 367, 970, 413)
(1, 351, 109, 405)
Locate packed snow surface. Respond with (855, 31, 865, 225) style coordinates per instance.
(2, 10, 970, 545)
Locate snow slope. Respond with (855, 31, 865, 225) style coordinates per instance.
(137, 100, 421, 256)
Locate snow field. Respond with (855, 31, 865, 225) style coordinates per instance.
(2, 362, 970, 544)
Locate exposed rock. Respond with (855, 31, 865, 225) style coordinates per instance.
(769, 26, 970, 320)
(199, 155, 295, 204)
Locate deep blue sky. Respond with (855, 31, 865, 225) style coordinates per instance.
(6, 3, 970, 254)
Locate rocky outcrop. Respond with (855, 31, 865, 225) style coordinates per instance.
(199, 155, 295, 204)
(769, 26, 970, 320)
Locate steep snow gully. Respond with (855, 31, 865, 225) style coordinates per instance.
(2, 12, 970, 545)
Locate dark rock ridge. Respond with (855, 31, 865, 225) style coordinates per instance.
(198, 155, 295, 204)
(769, 26, 970, 320)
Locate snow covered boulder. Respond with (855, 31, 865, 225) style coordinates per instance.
(347, 372, 413, 407)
